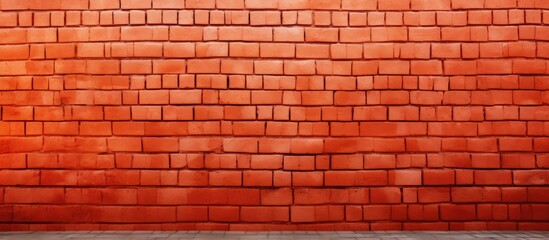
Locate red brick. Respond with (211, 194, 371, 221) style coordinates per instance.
(259, 188, 291, 205)
(217, 0, 245, 9)
(475, 170, 513, 185)
(331, 171, 388, 186)
(353, 107, 386, 121)
(281, 156, 313, 171)
(169, 90, 202, 104)
(514, 170, 548, 185)
(209, 171, 242, 186)
(441, 153, 470, 169)
(107, 137, 142, 152)
(330, 155, 363, 170)
(305, 28, 338, 42)
(423, 170, 455, 185)
(208, 206, 240, 222)
(177, 206, 208, 222)
(380, 91, 409, 105)
(514, 91, 543, 105)
(121, 0, 151, 9)
(531, 205, 549, 221)
(489, 26, 519, 41)
(372, 27, 408, 41)
(5, 188, 64, 203)
(92, 206, 176, 223)
(290, 139, 324, 154)
(0, 45, 29, 60)
(360, 122, 427, 137)
(365, 154, 398, 169)
(296, 44, 329, 59)
(500, 137, 533, 151)
(153, 0, 185, 8)
(0, 154, 26, 169)
(2, 106, 33, 121)
(362, 44, 392, 59)
(170, 26, 203, 41)
(219, 90, 250, 105)
(0, 0, 30, 10)
(374, 139, 406, 153)
(293, 172, 323, 187)
(379, 0, 410, 10)
(379, 61, 410, 75)
(440, 204, 476, 220)
(501, 154, 535, 169)
(142, 138, 179, 152)
(243, 170, 272, 186)
(284, 60, 315, 75)
(502, 187, 527, 202)
(258, 139, 291, 153)
(226, 189, 259, 205)
(432, 43, 461, 59)
(254, 60, 283, 75)
(290, 206, 315, 223)
(43, 137, 106, 153)
(42, 122, 77, 135)
(0, 170, 40, 186)
(444, 60, 477, 75)
(389, 170, 422, 186)
(362, 205, 394, 222)
(331, 122, 359, 137)
(241, 207, 289, 222)
(340, 28, 371, 43)
(471, 154, 500, 168)
(302, 91, 333, 105)
(178, 171, 208, 186)
(408, 205, 439, 221)
(164, 43, 195, 58)
(342, 0, 376, 10)
(411, 61, 443, 75)
(131, 154, 169, 169)
(105, 170, 139, 185)
(221, 60, 253, 74)
(412, 0, 450, 10)
(121, 60, 152, 74)
(409, 27, 441, 41)
(153, 60, 186, 74)
(534, 138, 549, 152)
(528, 187, 549, 202)
(250, 155, 283, 169)
(224, 106, 255, 121)
(418, 187, 450, 203)
(232, 121, 265, 136)
(0, 29, 27, 44)
(370, 187, 401, 203)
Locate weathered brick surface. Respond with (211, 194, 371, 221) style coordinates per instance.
(0, 0, 548, 231)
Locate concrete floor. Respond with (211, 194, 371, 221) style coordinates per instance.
(0, 231, 548, 239)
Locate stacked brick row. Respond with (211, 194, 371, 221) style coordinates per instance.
(0, 0, 548, 231)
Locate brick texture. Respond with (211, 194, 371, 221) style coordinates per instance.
(0, 0, 548, 231)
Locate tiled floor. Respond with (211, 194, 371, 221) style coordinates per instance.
(0, 231, 548, 239)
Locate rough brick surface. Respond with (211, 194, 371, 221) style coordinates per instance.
(0, 0, 548, 231)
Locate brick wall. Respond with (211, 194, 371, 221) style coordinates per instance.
(0, 0, 548, 231)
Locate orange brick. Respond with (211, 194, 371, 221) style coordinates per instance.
(3, 0, 549, 229)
